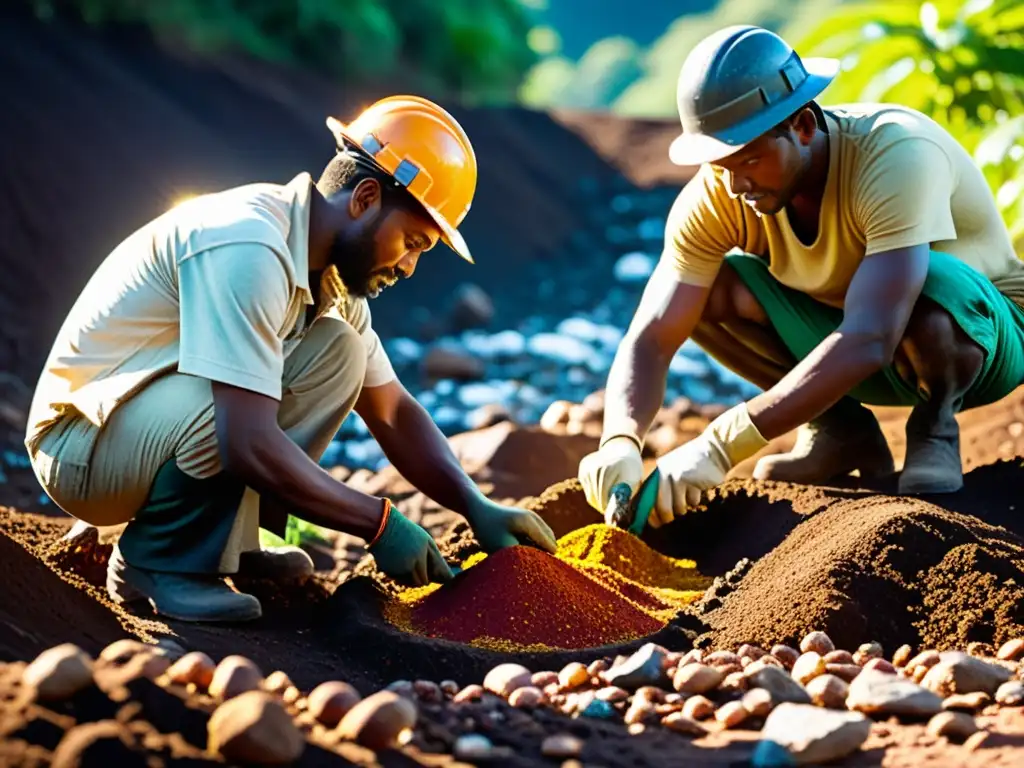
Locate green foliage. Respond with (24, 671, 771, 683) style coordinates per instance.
(259, 516, 331, 549)
(796, 0, 1024, 250)
(27, 0, 540, 104)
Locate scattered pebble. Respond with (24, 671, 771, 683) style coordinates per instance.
(804, 674, 849, 710)
(531, 671, 558, 689)
(800, 632, 835, 656)
(682, 695, 715, 720)
(997, 638, 1024, 661)
(413, 680, 442, 703)
(757, 703, 871, 766)
(595, 686, 629, 703)
(942, 692, 991, 712)
(926, 711, 978, 742)
(822, 650, 854, 665)
(854, 642, 884, 665)
(263, 670, 293, 695)
(995, 680, 1024, 706)
(825, 663, 862, 683)
(483, 664, 532, 698)
(661, 712, 708, 736)
(439, 680, 459, 697)
(742, 688, 774, 718)
(739, 644, 767, 662)
(208, 690, 305, 764)
(541, 733, 583, 759)
(166, 651, 215, 690)
(921, 652, 1012, 697)
(454, 684, 485, 704)
(306, 681, 361, 727)
(559, 662, 590, 690)
(209, 656, 263, 701)
(792, 652, 826, 686)
(337, 690, 417, 750)
(846, 669, 943, 718)
(604, 644, 667, 689)
(862, 658, 896, 675)
(23, 643, 94, 702)
(747, 665, 811, 705)
(716, 700, 748, 728)
(509, 686, 544, 708)
(892, 645, 913, 668)
(453, 734, 493, 760)
(771, 645, 800, 669)
(673, 663, 725, 695)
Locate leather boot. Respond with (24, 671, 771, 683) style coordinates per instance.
(107, 543, 262, 622)
(237, 546, 315, 583)
(752, 399, 895, 484)
(898, 405, 963, 494)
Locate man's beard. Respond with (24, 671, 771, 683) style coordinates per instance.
(330, 219, 401, 299)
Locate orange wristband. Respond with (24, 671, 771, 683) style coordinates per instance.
(369, 498, 392, 547)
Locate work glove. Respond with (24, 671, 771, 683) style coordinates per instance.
(464, 498, 558, 554)
(651, 403, 767, 528)
(578, 435, 644, 514)
(368, 505, 453, 587)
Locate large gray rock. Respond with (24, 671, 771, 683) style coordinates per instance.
(846, 669, 942, 719)
(747, 666, 811, 705)
(756, 703, 871, 766)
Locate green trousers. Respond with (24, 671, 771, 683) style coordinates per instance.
(707, 250, 1024, 410)
(117, 459, 246, 574)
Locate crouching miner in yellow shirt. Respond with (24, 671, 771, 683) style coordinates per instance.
(579, 26, 1024, 528)
(25, 96, 555, 622)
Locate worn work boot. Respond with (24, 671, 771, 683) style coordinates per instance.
(237, 546, 315, 584)
(752, 400, 895, 485)
(107, 544, 262, 622)
(898, 405, 963, 494)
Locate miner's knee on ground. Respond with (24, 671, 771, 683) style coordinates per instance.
(694, 251, 1024, 412)
(28, 317, 368, 573)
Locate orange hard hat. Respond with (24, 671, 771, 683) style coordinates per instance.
(326, 95, 478, 263)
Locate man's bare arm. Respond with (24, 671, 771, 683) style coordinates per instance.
(602, 264, 713, 446)
(746, 244, 930, 438)
(354, 379, 482, 516)
(211, 383, 384, 541)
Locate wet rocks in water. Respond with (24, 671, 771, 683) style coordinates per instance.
(208, 690, 305, 764)
(846, 669, 943, 718)
(449, 284, 494, 331)
(23, 643, 93, 701)
(422, 344, 485, 381)
(756, 703, 871, 766)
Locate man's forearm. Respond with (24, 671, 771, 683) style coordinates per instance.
(746, 330, 890, 439)
(602, 332, 674, 447)
(370, 392, 483, 515)
(222, 427, 384, 542)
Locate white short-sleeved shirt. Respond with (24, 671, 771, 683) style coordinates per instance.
(26, 172, 395, 453)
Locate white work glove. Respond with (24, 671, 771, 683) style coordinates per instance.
(651, 403, 768, 528)
(578, 435, 644, 513)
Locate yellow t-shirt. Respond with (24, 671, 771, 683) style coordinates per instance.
(662, 103, 1024, 309)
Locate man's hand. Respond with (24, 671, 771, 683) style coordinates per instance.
(650, 402, 767, 527)
(464, 498, 557, 554)
(368, 506, 453, 586)
(578, 437, 644, 514)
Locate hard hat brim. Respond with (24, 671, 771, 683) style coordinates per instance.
(325, 115, 474, 264)
(668, 57, 840, 167)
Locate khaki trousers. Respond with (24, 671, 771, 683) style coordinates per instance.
(31, 318, 367, 573)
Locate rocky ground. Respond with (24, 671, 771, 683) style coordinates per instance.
(3, 387, 1024, 766)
